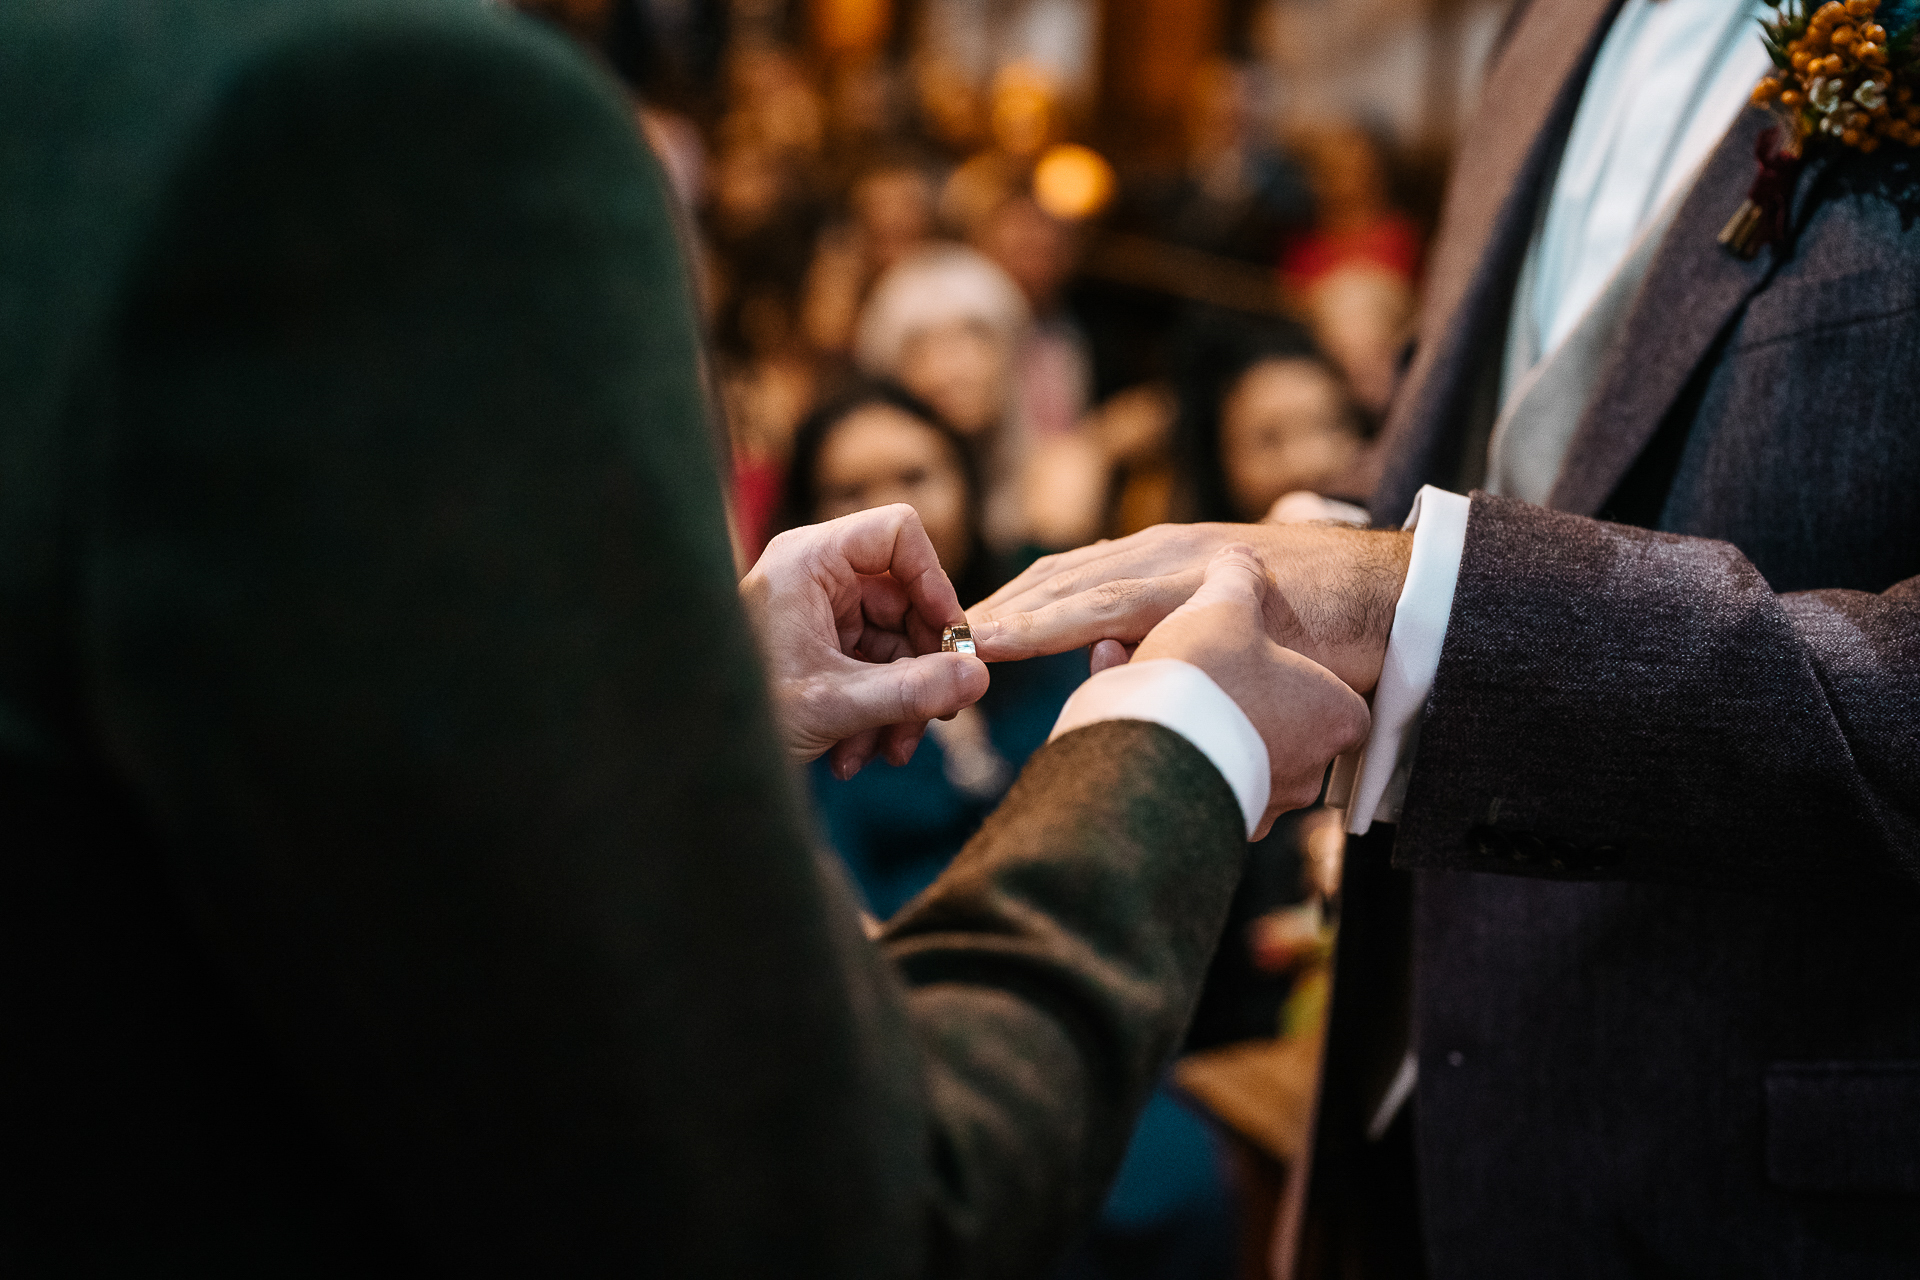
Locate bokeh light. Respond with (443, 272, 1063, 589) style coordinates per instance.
(1031, 142, 1116, 221)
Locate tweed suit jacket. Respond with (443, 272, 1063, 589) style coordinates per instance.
(0, 2, 1252, 1274)
(1302, 0, 1920, 1275)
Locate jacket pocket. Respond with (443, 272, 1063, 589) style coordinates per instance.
(1765, 1061, 1920, 1194)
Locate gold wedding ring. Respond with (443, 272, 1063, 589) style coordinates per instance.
(941, 624, 976, 656)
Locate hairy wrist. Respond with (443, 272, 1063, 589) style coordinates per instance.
(1258, 525, 1412, 694)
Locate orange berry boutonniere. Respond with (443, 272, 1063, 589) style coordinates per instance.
(1723, 0, 1920, 254)
(1752, 0, 1920, 152)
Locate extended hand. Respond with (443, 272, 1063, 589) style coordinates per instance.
(969, 521, 1413, 696)
(1133, 546, 1372, 837)
(741, 505, 989, 775)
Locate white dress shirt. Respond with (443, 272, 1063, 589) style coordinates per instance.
(1508, 0, 1773, 382)
(1053, 0, 1774, 839)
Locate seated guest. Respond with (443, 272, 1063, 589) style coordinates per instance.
(778, 384, 1087, 914)
(3, 4, 1371, 1277)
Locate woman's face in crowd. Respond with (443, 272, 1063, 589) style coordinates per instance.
(814, 404, 973, 573)
(896, 319, 1008, 438)
(1220, 357, 1359, 520)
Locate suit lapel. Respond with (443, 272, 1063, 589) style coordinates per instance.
(1371, 0, 1626, 524)
(1545, 107, 1782, 516)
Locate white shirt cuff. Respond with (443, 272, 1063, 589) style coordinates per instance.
(1049, 659, 1271, 840)
(1327, 485, 1470, 834)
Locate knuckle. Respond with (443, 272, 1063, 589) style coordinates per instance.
(1029, 551, 1063, 575)
(790, 677, 846, 737)
(899, 659, 955, 722)
(889, 669, 925, 723)
(1343, 701, 1372, 748)
(1089, 579, 1140, 613)
(1039, 568, 1084, 599)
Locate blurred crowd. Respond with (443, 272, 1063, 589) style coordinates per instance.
(695, 48, 1425, 563)
(516, 3, 1437, 1276)
(514, 0, 1431, 560)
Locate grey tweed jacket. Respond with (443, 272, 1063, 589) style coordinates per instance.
(1304, 0, 1920, 1275)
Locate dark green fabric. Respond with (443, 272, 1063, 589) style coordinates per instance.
(0, 2, 1247, 1274)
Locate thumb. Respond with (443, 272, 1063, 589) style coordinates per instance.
(1177, 543, 1270, 616)
(826, 651, 989, 740)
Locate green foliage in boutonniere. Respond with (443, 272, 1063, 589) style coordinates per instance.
(1752, 0, 1920, 154)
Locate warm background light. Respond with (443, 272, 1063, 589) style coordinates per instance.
(1032, 142, 1115, 220)
(988, 63, 1059, 157)
(811, 0, 891, 58)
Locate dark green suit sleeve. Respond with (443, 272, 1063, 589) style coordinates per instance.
(83, 8, 1245, 1275)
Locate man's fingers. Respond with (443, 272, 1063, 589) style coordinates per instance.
(854, 572, 913, 630)
(822, 676, 957, 778)
(819, 503, 941, 580)
(970, 573, 1200, 662)
(847, 573, 953, 660)
(970, 523, 1228, 620)
(972, 544, 1151, 621)
(828, 651, 989, 740)
(1089, 638, 1133, 675)
(881, 721, 927, 767)
(1121, 540, 1372, 833)
(821, 504, 964, 633)
(829, 729, 882, 780)
(1182, 544, 1270, 613)
(854, 627, 918, 665)
(968, 538, 1126, 616)
(1264, 648, 1372, 811)
(819, 654, 985, 776)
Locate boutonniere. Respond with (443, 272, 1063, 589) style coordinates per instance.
(1722, 0, 1920, 255)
